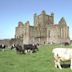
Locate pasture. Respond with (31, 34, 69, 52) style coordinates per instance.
(0, 44, 72, 72)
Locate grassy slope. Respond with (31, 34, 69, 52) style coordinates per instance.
(0, 44, 72, 72)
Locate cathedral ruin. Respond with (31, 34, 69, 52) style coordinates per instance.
(15, 10, 70, 44)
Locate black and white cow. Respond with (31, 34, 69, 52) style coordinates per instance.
(14, 44, 25, 54)
(24, 44, 39, 54)
(0, 44, 6, 51)
(10, 44, 15, 50)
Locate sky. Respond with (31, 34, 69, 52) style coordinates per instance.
(0, 0, 72, 40)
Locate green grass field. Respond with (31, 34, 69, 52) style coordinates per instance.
(0, 44, 72, 72)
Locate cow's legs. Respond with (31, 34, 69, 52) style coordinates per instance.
(54, 59, 62, 69)
(70, 59, 72, 70)
(54, 60, 57, 68)
(57, 61, 62, 69)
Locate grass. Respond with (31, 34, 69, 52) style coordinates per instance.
(0, 44, 72, 72)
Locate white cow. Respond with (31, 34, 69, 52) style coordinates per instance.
(52, 48, 72, 70)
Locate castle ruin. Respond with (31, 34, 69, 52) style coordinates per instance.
(15, 10, 70, 44)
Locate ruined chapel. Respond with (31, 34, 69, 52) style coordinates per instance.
(15, 10, 70, 44)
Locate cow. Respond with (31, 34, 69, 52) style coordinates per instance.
(10, 44, 15, 50)
(24, 44, 39, 54)
(52, 48, 72, 70)
(64, 42, 70, 46)
(0, 44, 6, 51)
(14, 44, 25, 54)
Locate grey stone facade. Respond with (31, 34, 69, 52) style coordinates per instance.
(15, 10, 70, 44)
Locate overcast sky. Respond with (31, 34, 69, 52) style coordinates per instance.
(0, 0, 72, 40)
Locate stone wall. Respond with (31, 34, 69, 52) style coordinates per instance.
(0, 38, 23, 47)
(0, 39, 10, 47)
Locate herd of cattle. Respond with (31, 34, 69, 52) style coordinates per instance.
(11, 44, 39, 54)
(0, 44, 39, 54)
(0, 42, 72, 70)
